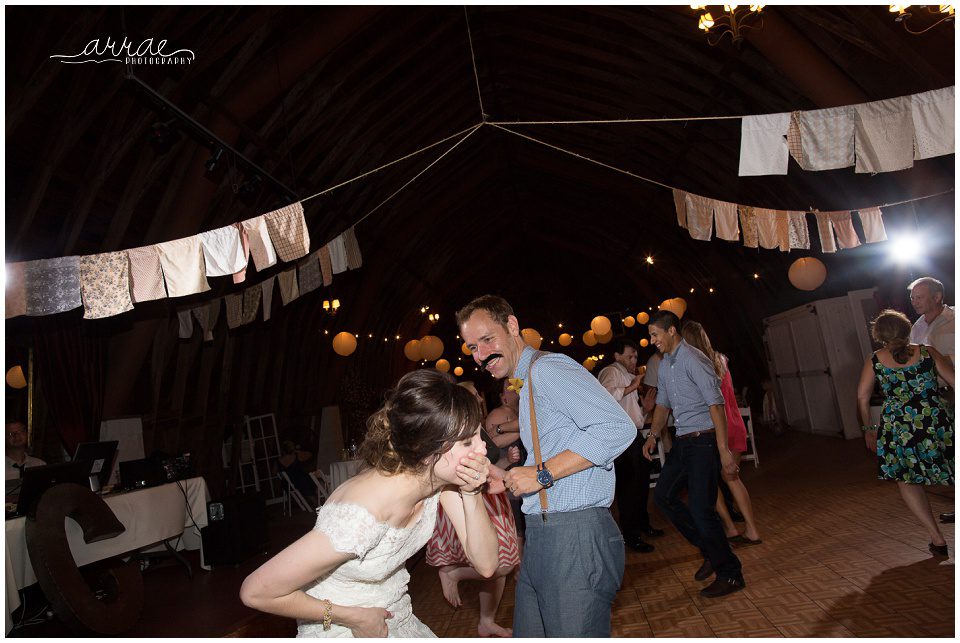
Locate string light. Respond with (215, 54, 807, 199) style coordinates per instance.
(645, 256, 654, 265)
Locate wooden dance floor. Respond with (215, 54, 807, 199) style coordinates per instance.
(10, 428, 954, 637)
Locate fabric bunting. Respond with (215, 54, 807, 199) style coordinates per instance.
(327, 235, 348, 274)
(854, 96, 914, 174)
(318, 245, 333, 287)
(225, 293, 243, 329)
(5, 262, 27, 319)
(738, 112, 791, 176)
(126, 245, 168, 303)
(177, 309, 194, 339)
(241, 215, 279, 272)
(298, 252, 323, 295)
(264, 202, 310, 262)
(156, 236, 210, 297)
(911, 86, 954, 160)
(241, 285, 261, 325)
(261, 277, 276, 322)
(232, 224, 251, 284)
(199, 225, 247, 277)
(857, 207, 887, 243)
(25, 256, 82, 316)
(277, 267, 300, 306)
(79, 251, 134, 319)
(343, 226, 363, 270)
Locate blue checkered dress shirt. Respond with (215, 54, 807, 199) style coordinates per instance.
(655, 340, 724, 436)
(516, 346, 636, 515)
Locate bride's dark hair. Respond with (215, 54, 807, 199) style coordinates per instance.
(359, 369, 482, 475)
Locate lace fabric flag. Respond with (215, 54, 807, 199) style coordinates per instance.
(79, 251, 135, 319)
(739, 207, 759, 249)
(25, 256, 82, 316)
(684, 193, 714, 241)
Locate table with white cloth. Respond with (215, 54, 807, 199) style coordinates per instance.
(4, 476, 210, 634)
(328, 459, 364, 491)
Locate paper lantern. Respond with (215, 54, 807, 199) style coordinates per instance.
(404, 339, 422, 361)
(582, 357, 596, 372)
(5, 366, 26, 389)
(636, 312, 649, 325)
(623, 316, 635, 328)
(658, 298, 687, 319)
(332, 332, 357, 357)
(521, 328, 542, 350)
(597, 329, 613, 344)
(420, 335, 444, 361)
(639, 338, 649, 348)
(583, 330, 597, 347)
(590, 315, 612, 336)
(558, 333, 573, 347)
(454, 366, 464, 376)
(435, 359, 451, 373)
(788, 257, 827, 291)
(461, 342, 471, 356)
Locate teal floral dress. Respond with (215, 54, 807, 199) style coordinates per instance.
(873, 345, 954, 485)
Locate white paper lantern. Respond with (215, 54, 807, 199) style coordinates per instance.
(788, 257, 827, 291)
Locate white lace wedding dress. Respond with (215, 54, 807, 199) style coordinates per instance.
(297, 492, 440, 638)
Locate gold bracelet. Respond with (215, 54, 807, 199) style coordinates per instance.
(321, 598, 333, 631)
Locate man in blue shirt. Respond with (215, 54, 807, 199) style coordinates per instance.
(457, 295, 635, 637)
(642, 310, 745, 598)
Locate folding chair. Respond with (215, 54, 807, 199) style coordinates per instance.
(739, 407, 759, 468)
(279, 471, 313, 515)
(309, 470, 331, 504)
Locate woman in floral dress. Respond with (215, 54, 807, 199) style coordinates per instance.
(857, 310, 954, 556)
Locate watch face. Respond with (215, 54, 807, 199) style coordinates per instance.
(536, 468, 553, 486)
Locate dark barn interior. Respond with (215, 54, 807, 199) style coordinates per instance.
(4, 4, 955, 638)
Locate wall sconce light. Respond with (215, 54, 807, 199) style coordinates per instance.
(428, 313, 440, 323)
(323, 299, 341, 315)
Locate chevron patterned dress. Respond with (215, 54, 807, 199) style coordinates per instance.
(425, 492, 520, 568)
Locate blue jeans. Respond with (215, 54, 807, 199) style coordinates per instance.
(653, 432, 743, 581)
(513, 507, 625, 637)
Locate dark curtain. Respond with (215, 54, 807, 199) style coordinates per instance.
(33, 315, 104, 454)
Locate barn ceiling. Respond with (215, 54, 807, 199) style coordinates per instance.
(5, 5, 955, 405)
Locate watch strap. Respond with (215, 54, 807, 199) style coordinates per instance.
(527, 351, 549, 519)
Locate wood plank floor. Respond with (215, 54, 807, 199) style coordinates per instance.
(9, 427, 954, 637)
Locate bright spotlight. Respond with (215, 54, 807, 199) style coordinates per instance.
(888, 233, 923, 263)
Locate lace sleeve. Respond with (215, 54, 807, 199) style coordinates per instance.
(313, 502, 389, 561)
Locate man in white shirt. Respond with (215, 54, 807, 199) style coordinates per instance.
(907, 276, 955, 524)
(5, 421, 46, 480)
(599, 337, 662, 552)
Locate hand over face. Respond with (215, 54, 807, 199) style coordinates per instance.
(457, 450, 490, 493)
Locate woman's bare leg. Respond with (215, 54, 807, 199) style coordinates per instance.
(897, 482, 947, 546)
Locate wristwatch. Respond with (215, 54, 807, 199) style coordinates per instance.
(495, 424, 503, 435)
(536, 463, 554, 489)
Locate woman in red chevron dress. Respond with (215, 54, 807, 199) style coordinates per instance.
(426, 381, 521, 637)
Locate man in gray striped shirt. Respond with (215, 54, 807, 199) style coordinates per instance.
(642, 310, 745, 598)
(458, 295, 635, 637)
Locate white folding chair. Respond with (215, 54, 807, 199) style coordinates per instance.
(309, 470, 331, 504)
(643, 429, 667, 489)
(739, 407, 759, 468)
(279, 471, 313, 515)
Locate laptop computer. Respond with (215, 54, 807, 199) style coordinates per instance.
(73, 440, 119, 492)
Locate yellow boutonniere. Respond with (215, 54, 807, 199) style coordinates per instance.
(507, 377, 524, 393)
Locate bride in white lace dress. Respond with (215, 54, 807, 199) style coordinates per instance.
(240, 370, 500, 637)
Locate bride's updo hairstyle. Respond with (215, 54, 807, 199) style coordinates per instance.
(359, 369, 483, 475)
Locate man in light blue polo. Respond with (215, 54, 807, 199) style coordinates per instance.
(458, 295, 635, 637)
(642, 310, 745, 598)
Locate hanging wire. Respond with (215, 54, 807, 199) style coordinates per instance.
(299, 122, 482, 206)
(464, 6, 486, 121)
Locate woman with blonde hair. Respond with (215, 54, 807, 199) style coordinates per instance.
(240, 370, 499, 637)
(857, 309, 954, 556)
(681, 320, 761, 544)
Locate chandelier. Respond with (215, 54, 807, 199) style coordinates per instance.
(889, 5, 955, 34)
(690, 5, 765, 47)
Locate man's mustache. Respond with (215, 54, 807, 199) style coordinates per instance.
(479, 353, 504, 370)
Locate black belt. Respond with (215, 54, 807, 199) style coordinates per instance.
(677, 429, 715, 439)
